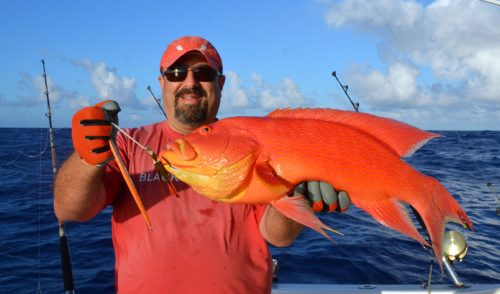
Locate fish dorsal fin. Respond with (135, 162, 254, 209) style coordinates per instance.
(267, 108, 440, 157)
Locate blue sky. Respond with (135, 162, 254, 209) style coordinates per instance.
(1, 0, 499, 130)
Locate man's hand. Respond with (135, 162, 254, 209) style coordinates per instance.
(72, 100, 120, 166)
(293, 181, 351, 213)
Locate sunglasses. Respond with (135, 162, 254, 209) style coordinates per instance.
(162, 65, 219, 82)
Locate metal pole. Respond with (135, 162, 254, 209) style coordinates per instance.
(479, 0, 500, 6)
(147, 85, 167, 118)
(442, 256, 464, 288)
(331, 71, 360, 112)
(42, 60, 58, 175)
(41, 59, 75, 293)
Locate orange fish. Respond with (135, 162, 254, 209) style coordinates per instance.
(159, 108, 473, 269)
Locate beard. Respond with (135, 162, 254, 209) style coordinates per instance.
(174, 87, 209, 126)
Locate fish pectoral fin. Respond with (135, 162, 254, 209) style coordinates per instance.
(355, 199, 430, 247)
(271, 195, 343, 239)
(255, 161, 293, 195)
(256, 161, 342, 239)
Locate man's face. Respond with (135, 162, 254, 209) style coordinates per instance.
(159, 53, 225, 134)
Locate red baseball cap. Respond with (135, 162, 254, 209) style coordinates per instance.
(159, 36, 223, 74)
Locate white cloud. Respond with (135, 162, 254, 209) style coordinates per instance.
(224, 71, 251, 108)
(34, 74, 62, 103)
(67, 96, 91, 109)
(345, 62, 429, 108)
(464, 48, 500, 101)
(320, 0, 500, 129)
(129, 113, 142, 121)
(251, 73, 311, 110)
(324, 0, 423, 31)
(77, 59, 142, 108)
(221, 71, 312, 115)
(1, 72, 68, 108)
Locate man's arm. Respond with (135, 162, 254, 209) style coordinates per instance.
(55, 100, 121, 222)
(259, 206, 304, 247)
(54, 152, 107, 222)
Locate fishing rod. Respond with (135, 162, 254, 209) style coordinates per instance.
(41, 60, 75, 294)
(331, 71, 359, 112)
(479, 0, 500, 6)
(147, 85, 167, 118)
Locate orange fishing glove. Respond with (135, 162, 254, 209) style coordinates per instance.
(72, 100, 121, 167)
(293, 181, 351, 213)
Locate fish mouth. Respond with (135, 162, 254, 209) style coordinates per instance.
(163, 152, 257, 200)
(161, 137, 232, 177)
(161, 150, 218, 177)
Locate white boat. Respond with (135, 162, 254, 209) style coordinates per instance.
(270, 231, 500, 294)
(272, 283, 500, 294)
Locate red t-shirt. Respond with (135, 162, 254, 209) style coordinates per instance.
(103, 121, 272, 294)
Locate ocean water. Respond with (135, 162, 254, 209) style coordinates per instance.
(0, 128, 499, 293)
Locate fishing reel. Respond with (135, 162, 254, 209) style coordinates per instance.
(443, 230, 468, 262)
(442, 230, 468, 287)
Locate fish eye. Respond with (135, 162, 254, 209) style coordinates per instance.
(200, 126, 212, 134)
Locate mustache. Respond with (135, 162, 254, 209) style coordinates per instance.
(175, 86, 207, 99)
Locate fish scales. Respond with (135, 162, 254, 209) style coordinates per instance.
(160, 108, 473, 270)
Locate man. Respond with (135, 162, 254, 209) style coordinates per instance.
(54, 36, 350, 293)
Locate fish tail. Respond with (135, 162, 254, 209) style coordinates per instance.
(417, 177, 474, 271)
(271, 196, 343, 239)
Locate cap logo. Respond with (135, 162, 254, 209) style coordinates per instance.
(176, 45, 184, 51)
(199, 44, 207, 51)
